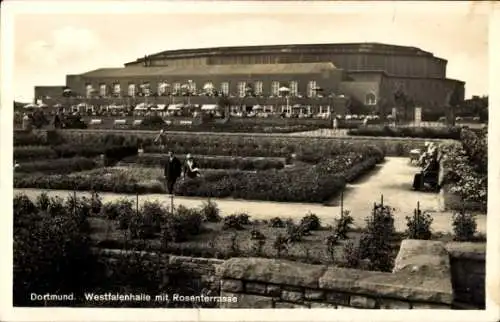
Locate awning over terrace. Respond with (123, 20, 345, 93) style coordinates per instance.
(167, 104, 183, 111)
(201, 104, 218, 111)
(135, 103, 147, 110)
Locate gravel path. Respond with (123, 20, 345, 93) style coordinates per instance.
(14, 157, 486, 234)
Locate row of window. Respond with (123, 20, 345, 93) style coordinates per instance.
(85, 81, 321, 98)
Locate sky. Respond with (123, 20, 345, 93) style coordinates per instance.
(9, 1, 490, 102)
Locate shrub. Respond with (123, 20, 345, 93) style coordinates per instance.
(129, 201, 167, 239)
(300, 212, 321, 231)
(35, 192, 51, 212)
(285, 222, 310, 243)
(452, 210, 477, 241)
(16, 157, 97, 175)
(14, 194, 37, 217)
(405, 207, 433, 240)
(333, 210, 354, 240)
(90, 191, 103, 214)
(273, 234, 289, 257)
(250, 229, 266, 240)
(162, 206, 203, 243)
(200, 199, 221, 222)
(47, 196, 67, 217)
(229, 233, 240, 256)
(358, 203, 396, 272)
(325, 234, 338, 262)
(269, 217, 285, 228)
(100, 198, 135, 223)
(222, 214, 246, 231)
(342, 240, 361, 269)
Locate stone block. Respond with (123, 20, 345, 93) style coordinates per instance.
(377, 299, 411, 309)
(411, 302, 451, 309)
(350, 295, 377, 309)
(246, 282, 267, 294)
(281, 290, 304, 302)
(275, 302, 309, 308)
(305, 289, 324, 300)
(217, 257, 327, 288)
(309, 302, 336, 308)
(220, 292, 273, 308)
(220, 279, 244, 292)
(325, 292, 350, 306)
(393, 240, 450, 278)
(266, 284, 282, 297)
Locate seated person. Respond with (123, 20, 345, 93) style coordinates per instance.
(183, 154, 201, 179)
(413, 153, 439, 191)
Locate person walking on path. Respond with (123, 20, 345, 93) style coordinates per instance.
(164, 151, 182, 195)
(154, 129, 168, 153)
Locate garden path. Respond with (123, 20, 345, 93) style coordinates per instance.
(14, 157, 486, 234)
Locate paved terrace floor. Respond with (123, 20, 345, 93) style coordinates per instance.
(14, 157, 486, 234)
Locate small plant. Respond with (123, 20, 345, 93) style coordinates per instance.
(325, 234, 338, 262)
(235, 212, 251, 225)
(14, 194, 37, 216)
(452, 209, 477, 241)
(405, 206, 433, 240)
(90, 191, 103, 214)
(273, 234, 289, 258)
(48, 196, 67, 217)
(333, 210, 354, 240)
(229, 233, 240, 256)
(342, 241, 361, 269)
(200, 199, 221, 222)
(35, 192, 51, 212)
(285, 222, 310, 243)
(251, 235, 266, 256)
(269, 217, 285, 228)
(300, 212, 321, 231)
(222, 214, 245, 230)
(250, 229, 266, 241)
(358, 202, 396, 272)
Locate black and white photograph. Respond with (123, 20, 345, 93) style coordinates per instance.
(1, 1, 499, 321)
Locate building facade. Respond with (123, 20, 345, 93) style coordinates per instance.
(34, 42, 465, 117)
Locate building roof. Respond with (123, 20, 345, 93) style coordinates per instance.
(125, 42, 444, 66)
(80, 62, 337, 78)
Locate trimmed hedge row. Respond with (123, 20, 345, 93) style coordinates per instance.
(53, 131, 435, 157)
(14, 144, 138, 162)
(348, 126, 462, 139)
(15, 157, 97, 175)
(121, 154, 285, 170)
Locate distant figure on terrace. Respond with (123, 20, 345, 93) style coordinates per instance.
(412, 146, 439, 191)
(164, 151, 182, 195)
(154, 129, 168, 152)
(184, 154, 201, 179)
(332, 117, 338, 132)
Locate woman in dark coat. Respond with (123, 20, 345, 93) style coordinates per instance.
(183, 154, 201, 179)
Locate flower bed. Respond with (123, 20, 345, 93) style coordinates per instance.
(121, 154, 285, 170)
(439, 136, 487, 213)
(14, 151, 384, 203)
(348, 126, 462, 139)
(15, 157, 98, 175)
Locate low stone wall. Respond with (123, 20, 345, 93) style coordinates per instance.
(446, 242, 486, 309)
(217, 240, 453, 309)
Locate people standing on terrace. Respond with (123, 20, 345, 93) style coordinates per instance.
(164, 151, 182, 195)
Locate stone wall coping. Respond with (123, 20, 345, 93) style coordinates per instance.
(92, 248, 224, 265)
(446, 242, 486, 261)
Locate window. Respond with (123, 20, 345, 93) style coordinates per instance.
(289, 81, 298, 96)
(113, 83, 121, 96)
(307, 81, 317, 97)
(99, 83, 107, 96)
(221, 82, 229, 95)
(365, 92, 377, 105)
(271, 81, 280, 96)
(128, 84, 136, 97)
(254, 81, 263, 95)
(237, 81, 246, 97)
(85, 84, 93, 98)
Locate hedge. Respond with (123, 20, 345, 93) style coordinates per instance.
(15, 157, 97, 175)
(14, 144, 138, 162)
(14, 152, 384, 203)
(121, 154, 285, 170)
(347, 126, 462, 139)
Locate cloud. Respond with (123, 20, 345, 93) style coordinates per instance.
(21, 26, 101, 67)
